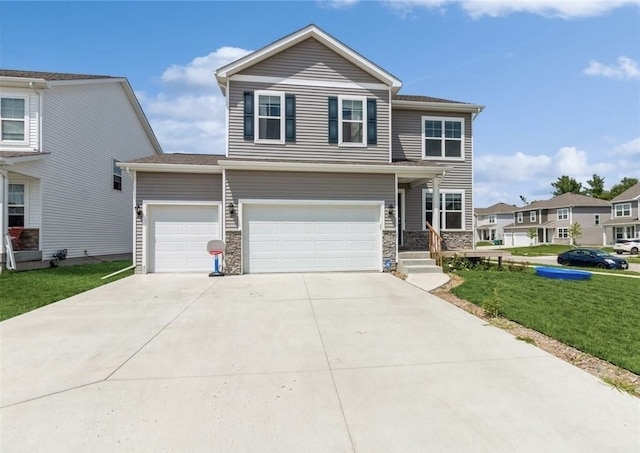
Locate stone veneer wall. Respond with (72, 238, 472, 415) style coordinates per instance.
(382, 230, 397, 272)
(225, 230, 242, 275)
(401, 230, 472, 251)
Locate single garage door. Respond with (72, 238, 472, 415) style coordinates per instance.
(243, 203, 381, 273)
(504, 231, 529, 247)
(149, 204, 219, 273)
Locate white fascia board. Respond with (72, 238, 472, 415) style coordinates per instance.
(219, 159, 450, 178)
(44, 77, 128, 87)
(215, 25, 402, 90)
(392, 100, 485, 114)
(0, 77, 47, 89)
(117, 162, 223, 174)
(0, 153, 49, 165)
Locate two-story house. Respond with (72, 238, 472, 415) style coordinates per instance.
(602, 182, 640, 242)
(474, 202, 517, 244)
(1, 70, 162, 270)
(121, 25, 483, 274)
(503, 193, 610, 247)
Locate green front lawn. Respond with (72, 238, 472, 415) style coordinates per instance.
(0, 261, 134, 321)
(505, 245, 574, 256)
(451, 269, 640, 374)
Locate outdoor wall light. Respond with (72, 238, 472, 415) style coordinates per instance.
(228, 202, 236, 215)
(135, 203, 143, 217)
(387, 203, 394, 217)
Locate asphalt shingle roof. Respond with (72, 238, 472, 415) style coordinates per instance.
(518, 192, 610, 210)
(0, 69, 116, 81)
(611, 182, 640, 202)
(475, 202, 518, 215)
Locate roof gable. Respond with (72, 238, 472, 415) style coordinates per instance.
(518, 192, 611, 211)
(475, 202, 517, 215)
(215, 24, 402, 93)
(611, 182, 640, 202)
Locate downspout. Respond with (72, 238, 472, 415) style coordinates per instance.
(0, 166, 7, 273)
(569, 206, 574, 246)
(130, 167, 137, 272)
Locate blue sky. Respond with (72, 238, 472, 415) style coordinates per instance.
(1, 0, 639, 208)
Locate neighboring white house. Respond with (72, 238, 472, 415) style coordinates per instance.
(602, 182, 640, 242)
(474, 202, 517, 245)
(1, 70, 162, 270)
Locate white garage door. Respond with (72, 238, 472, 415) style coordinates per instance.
(243, 203, 381, 273)
(504, 232, 529, 247)
(149, 204, 219, 273)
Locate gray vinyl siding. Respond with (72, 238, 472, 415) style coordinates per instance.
(394, 110, 473, 232)
(225, 170, 395, 229)
(228, 37, 391, 162)
(244, 37, 382, 84)
(557, 206, 610, 245)
(229, 81, 390, 162)
(136, 172, 222, 202)
(10, 81, 158, 260)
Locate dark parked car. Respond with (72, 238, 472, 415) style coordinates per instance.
(557, 248, 629, 270)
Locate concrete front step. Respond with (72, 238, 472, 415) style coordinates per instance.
(400, 258, 437, 267)
(397, 263, 443, 274)
(398, 251, 431, 260)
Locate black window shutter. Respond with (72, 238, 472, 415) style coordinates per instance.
(328, 97, 338, 144)
(243, 91, 254, 140)
(285, 94, 295, 142)
(367, 98, 377, 145)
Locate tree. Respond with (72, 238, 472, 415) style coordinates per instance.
(608, 177, 638, 199)
(551, 175, 583, 196)
(585, 174, 607, 199)
(527, 228, 538, 246)
(569, 222, 582, 246)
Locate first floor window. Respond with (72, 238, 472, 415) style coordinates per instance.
(1, 97, 26, 142)
(257, 92, 283, 141)
(557, 208, 568, 220)
(113, 159, 122, 191)
(424, 190, 464, 230)
(557, 227, 569, 239)
(8, 184, 25, 227)
(423, 116, 464, 159)
(615, 203, 631, 217)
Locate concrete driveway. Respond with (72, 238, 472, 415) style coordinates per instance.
(1, 273, 637, 452)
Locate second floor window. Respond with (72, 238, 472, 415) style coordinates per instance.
(257, 91, 283, 142)
(339, 96, 365, 145)
(113, 159, 122, 191)
(557, 208, 568, 220)
(489, 215, 496, 224)
(422, 116, 464, 160)
(530, 211, 537, 222)
(594, 214, 600, 225)
(244, 91, 295, 143)
(615, 203, 631, 217)
(1, 97, 26, 142)
(517, 212, 523, 223)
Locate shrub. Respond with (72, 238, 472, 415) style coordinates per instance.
(482, 288, 502, 318)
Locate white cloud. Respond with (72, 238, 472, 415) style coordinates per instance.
(610, 137, 640, 156)
(385, 0, 639, 19)
(139, 47, 251, 154)
(583, 56, 640, 80)
(474, 143, 626, 207)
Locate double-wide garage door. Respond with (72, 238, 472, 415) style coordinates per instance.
(149, 204, 219, 273)
(243, 204, 381, 273)
(504, 232, 529, 247)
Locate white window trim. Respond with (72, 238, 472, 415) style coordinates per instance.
(615, 203, 631, 217)
(557, 208, 568, 220)
(254, 90, 285, 144)
(517, 212, 523, 223)
(338, 95, 367, 147)
(1, 95, 29, 145)
(489, 214, 496, 224)
(557, 227, 569, 239)
(530, 211, 536, 222)
(421, 188, 465, 231)
(113, 159, 122, 191)
(421, 115, 465, 161)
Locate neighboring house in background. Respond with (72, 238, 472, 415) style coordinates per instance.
(503, 193, 610, 247)
(121, 25, 484, 275)
(602, 182, 640, 242)
(474, 202, 517, 244)
(1, 70, 162, 270)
